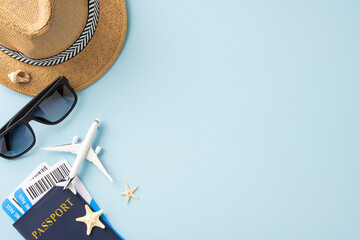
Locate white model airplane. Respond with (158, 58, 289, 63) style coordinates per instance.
(41, 119, 113, 194)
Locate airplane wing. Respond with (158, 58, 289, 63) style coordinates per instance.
(41, 143, 82, 154)
(86, 147, 113, 182)
(42, 143, 113, 182)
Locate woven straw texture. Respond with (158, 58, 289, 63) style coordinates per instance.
(0, 0, 87, 59)
(0, 0, 54, 36)
(0, 0, 127, 96)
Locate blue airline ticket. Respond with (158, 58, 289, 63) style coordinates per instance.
(14, 160, 71, 211)
(2, 162, 49, 221)
(2, 199, 22, 222)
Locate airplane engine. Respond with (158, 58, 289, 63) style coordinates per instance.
(95, 146, 102, 154)
(72, 136, 79, 144)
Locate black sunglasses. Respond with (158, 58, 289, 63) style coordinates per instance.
(0, 76, 77, 159)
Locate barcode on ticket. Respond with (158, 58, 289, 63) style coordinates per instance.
(11, 164, 48, 208)
(25, 164, 70, 200)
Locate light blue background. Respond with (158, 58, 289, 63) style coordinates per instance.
(1, 0, 360, 239)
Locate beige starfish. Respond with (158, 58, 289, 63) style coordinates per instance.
(120, 183, 139, 204)
(76, 205, 105, 235)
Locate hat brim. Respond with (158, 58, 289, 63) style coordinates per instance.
(0, 0, 127, 96)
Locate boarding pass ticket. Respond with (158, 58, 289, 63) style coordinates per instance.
(2, 162, 50, 221)
(2, 160, 94, 222)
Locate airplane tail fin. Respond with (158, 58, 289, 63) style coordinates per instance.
(56, 178, 77, 195)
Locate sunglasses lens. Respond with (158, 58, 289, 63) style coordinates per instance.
(33, 84, 76, 123)
(0, 124, 34, 158)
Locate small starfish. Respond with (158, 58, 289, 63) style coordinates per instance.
(76, 205, 105, 235)
(120, 183, 139, 204)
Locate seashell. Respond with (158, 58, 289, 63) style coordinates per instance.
(8, 70, 30, 83)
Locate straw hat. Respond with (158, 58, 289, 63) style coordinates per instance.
(0, 0, 127, 96)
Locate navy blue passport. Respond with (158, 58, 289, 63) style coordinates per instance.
(13, 187, 122, 240)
